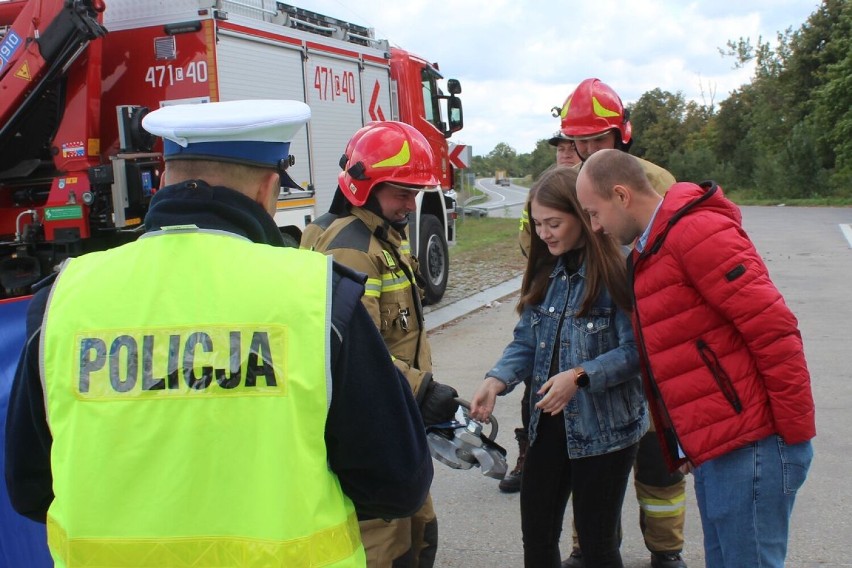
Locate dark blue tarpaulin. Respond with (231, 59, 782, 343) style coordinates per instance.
(0, 297, 52, 566)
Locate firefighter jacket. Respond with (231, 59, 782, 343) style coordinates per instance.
(309, 206, 432, 395)
(5, 182, 433, 547)
(301, 211, 337, 250)
(519, 157, 675, 257)
(41, 227, 365, 567)
(301, 187, 348, 251)
(629, 181, 816, 470)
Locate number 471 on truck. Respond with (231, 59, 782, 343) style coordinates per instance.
(0, 0, 467, 303)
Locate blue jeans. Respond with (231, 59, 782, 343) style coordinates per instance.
(693, 435, 813, 568)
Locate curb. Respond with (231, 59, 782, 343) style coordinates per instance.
(424, 275, 523, 332)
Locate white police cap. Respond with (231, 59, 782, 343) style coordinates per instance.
(142, 100, 311, 169)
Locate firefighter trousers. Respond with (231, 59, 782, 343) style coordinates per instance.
(360, 493, 437, 567)
(634, 420, 686, 553)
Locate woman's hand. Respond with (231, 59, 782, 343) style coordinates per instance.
(469, 377, 507, 422)
(535, 370, 579, 415)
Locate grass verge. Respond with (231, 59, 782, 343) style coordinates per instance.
(451, 217, 527, 277)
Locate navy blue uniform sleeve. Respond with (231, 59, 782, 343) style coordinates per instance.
(325, 267, 433, 519)
(4, 286, 53, 522)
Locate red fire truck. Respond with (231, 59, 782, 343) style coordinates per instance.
(0, 0, 465, 302)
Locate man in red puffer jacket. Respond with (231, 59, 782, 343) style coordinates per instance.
(576, 149, 815, 568)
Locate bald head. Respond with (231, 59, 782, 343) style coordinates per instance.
(580, 149, 656, 199)
(576, 149, 662, 246)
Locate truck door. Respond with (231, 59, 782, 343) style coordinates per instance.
(359, 59, 396, 124)
(215, 30, 310, 188)
(304, 48, 364, 216)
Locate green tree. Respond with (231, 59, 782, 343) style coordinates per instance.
(627, 89, 688, 169)
(810, 0, 852, 191)
(527, 139, 556, 181)
(470, 154, 490, 178)
(487, 142, 518, 176)
(718, 0, 851, 197)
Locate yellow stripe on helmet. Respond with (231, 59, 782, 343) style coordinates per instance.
(372, 140, 411, 168)
(560, 97, 572, 119)
(592, 96, 620, 118)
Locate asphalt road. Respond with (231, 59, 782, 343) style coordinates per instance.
(426, 206, 852, 567)
(465, 179, 529, 219)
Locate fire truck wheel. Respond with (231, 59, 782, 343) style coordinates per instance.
(418, 214, 448, 305)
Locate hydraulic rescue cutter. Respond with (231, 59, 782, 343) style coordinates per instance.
(426, 399, 508, 479)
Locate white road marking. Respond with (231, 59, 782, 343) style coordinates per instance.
(840, 224, 852, 248)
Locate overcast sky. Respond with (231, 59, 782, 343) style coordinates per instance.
(292, 0, 820, 156)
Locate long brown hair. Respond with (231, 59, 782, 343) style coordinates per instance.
(517, 166, 631, 315)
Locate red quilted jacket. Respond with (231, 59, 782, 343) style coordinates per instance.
(629, 181, 816, 470)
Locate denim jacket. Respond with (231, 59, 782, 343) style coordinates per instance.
(486, 256, 648, 458)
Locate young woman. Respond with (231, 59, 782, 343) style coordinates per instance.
(470, 166, 648, 568)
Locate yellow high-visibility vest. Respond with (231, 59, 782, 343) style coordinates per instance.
(41, 226, 364, 567)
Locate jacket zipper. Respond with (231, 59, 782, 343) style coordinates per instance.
(628, 252, 691, 466)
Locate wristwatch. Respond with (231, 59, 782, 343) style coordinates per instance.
(573, 367, 590, 388)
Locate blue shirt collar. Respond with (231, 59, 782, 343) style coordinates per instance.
(636, 199, 663, 253)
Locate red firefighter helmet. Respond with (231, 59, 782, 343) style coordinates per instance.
(339, 121, 371, 170)
(559, 78, 632, 145)
(338, 121, 440, 206)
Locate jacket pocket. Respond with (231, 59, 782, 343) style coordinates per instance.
(695, 339, 743, 413)
(603, 377, 644, 428)
(530, 309, 546, 340)
(777, 437, 813, 495)
(570, 308, 613, 360)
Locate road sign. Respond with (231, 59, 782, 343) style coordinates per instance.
(448, 143, 470, 169)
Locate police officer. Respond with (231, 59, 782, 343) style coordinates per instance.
(305, 121, 459, 568)
(553, 79, 687, 568)
(5, 100, 433, 568)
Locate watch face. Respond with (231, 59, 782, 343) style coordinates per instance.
(577, 374, 590, 388)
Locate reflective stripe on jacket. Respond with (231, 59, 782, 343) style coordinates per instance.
(42, 227, 364, 567)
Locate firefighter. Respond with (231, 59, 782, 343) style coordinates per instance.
(306, 121, 460, 568)
(556, 78, 687, 568)
(4, 100, 434, 568)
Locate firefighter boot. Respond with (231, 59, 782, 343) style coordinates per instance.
(498, 428, 528, 493)
(651, 551, 687, 568)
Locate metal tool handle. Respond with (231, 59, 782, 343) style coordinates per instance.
(454, 398, 499, 441)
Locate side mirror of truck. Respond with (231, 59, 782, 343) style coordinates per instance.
(447, 79, 462, 95)
(446, 96, 463, 137)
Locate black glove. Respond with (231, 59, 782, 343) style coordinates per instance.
(417, 374, 459, 427)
